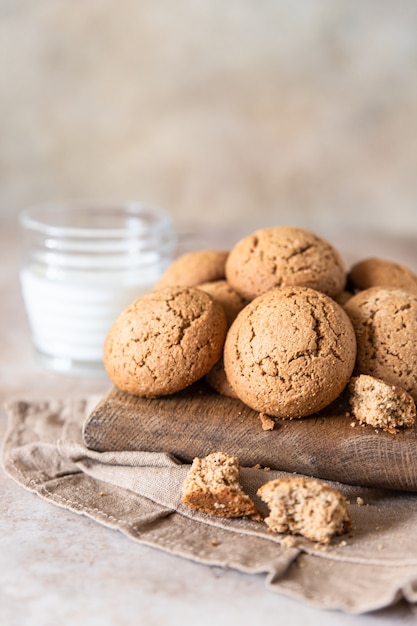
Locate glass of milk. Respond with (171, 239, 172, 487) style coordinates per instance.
(19, 201, 177, 376)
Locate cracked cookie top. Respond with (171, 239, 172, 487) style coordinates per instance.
(225, 226, 346, 301)
(103, 286, 228, 397)
(223, 286, 357, 418)
(344, 287, 417, 401)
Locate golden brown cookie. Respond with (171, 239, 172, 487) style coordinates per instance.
(155, 249, 229, 289)
(344, 287, 417, 401)
(257, 477, 352, 544)
(349, 375, 416, 434)
(181, 452, 259, 519)
(225, 226, 346, 300)
(224, 286, 357, 418)
(332, 289, 354, 306)
(205, 357, 238, 399)
(197, 280, 247, 326)
(104, 286, 228, 397)
(348, 257, 417, 296)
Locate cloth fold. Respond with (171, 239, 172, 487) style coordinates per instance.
(3, 397, 417, 614)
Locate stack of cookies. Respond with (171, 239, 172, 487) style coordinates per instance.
(103, 225, 417, 434)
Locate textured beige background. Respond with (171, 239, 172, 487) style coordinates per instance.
(2, 1, 417, 235)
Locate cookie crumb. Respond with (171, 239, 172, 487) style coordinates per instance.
(210, 540, 219, 547)
(356, 496, 365, 506)
(281, 536, 297, 549)
(259, 412, 275, 431)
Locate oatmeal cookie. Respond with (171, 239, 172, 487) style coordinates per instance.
(344, 287, 417, 401)
(104, 286, 228, 396)
(197, 280, 247, 326)
(205, 357, 238, 399)
(155, 249, 229, 289)
(224, 286, 356, 418)
(348, 257, 417, 296)
(225, 226, 346, 300)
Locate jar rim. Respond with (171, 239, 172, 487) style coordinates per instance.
(19, 201, 174, 238)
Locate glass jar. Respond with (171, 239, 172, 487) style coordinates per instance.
(19, 201, 177, 376)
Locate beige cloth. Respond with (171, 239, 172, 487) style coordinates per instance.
(3, 397, 417, 614)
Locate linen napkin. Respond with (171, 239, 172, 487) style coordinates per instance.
(3, 396, 417, 614)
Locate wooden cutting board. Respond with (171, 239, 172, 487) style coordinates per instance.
(83, 381, 417, 492)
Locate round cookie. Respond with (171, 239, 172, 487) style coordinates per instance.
(225, 226, 346, 301)
(197, 280, 248, 326)
(104, 286, 228, 397)
(155, 249, 229, 289)
(344, 287, 417, 401)
(224, 286, 356, 418)
(333, 289, 354, 306)
(348, 257, 417, 296)
(205, 357, 238, 399)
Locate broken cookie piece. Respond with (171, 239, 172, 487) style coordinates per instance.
(257, 477, 351, 545)
(259, 412, 275, 431)
(349, 374, 416, 434)
(181, 452, 259, 519)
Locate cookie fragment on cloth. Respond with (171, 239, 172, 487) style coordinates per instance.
(181, 452, 260, 519)
(257, 477, 351, 545)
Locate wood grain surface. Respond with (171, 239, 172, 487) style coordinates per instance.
(83, 382, 417, 492)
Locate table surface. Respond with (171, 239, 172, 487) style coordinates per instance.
(2, 216, 417, 626)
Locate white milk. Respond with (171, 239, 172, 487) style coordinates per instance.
(20, 266, 159, 369)
(19, 202, 176, 375)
